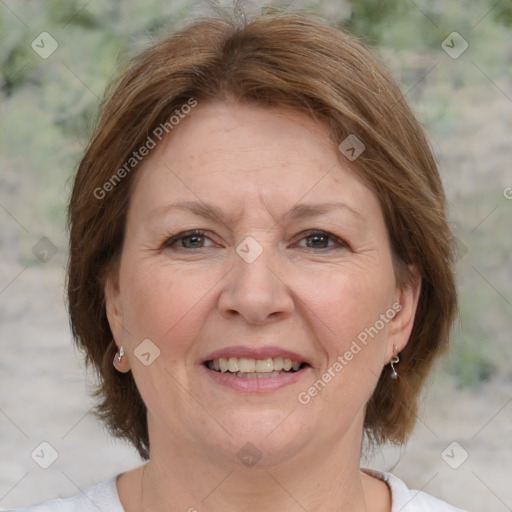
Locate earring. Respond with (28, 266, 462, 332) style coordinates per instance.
(117, 345, 125, 364)
(113, 344, 130, 373)
(390, 345, 399, 379)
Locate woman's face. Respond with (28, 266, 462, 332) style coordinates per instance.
(106, 101, 419, 468)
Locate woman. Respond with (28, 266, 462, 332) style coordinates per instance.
(13, 8, 465, 512)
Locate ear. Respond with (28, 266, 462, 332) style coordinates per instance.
(105, 270, 126, 348)
(386, 264, 422, 360)
(105, 271, 132, 373)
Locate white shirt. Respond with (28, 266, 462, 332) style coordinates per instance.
(6, 470, 468, 511)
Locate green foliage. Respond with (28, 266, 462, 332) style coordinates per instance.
(0, 15, 34, 94)
(344, 0, 412, 45)
(445, 336, 497, 387)
(491, 0, 512, 26)
(447, 346, 495, 388)
(445, 262, 509, 388)
(46, 0, 101, 28)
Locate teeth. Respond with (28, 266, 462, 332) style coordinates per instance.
(239, 357, 256, 372)
(228, 357, 239, 372)
(273, 357, 284, 370)
(219, 358, 229, 373)
(207, 356, 303, 374)
(255, 358, 273, 373)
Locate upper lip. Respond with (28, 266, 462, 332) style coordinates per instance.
(202, 346, 310, 365)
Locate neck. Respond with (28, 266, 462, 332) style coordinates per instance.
(136, 415, 374, 512)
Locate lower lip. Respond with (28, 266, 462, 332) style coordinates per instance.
(202, 365, 310, 393)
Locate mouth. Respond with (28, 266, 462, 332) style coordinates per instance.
(204, 356, 309, 378)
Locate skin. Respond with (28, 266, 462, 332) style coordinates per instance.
(106, 100, 421, 512)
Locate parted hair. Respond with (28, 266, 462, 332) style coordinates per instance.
(67, 9, 457, 460)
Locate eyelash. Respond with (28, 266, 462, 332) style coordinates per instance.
(163, 229, 349, 251)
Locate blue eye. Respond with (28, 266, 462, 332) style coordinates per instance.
(298, 231, 347, 250)
(165, 230, 210, 249)
(305, 233, 331, 248)
(163, 229, 348, 252)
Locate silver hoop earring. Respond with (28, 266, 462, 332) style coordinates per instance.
(390, 345, 399, 379)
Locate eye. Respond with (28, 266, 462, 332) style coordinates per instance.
(163, 230, 214, 250)
(162, 229, 347, 251)
(295, 230, 348, 250)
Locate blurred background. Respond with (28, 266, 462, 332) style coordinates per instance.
(1, 0, 511, 510)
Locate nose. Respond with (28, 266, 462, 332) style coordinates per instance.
(217, 245, 295, 325)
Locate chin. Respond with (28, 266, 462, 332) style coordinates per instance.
(196, 408, 315, 469)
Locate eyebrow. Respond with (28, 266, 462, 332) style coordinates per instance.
(147, 201, 228, 224)
(283, 202, 365, 223)
(147, 200, 365, 225)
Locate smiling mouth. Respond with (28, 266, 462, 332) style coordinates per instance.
(205, 357, 308, 378)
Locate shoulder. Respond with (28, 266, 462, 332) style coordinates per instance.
(5, 477, 124, 512)
(363, 469, 469, 512)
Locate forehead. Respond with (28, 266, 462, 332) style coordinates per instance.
(128, 101, 381, 224)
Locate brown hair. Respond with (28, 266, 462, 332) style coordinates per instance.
(67, 9, 457, 460)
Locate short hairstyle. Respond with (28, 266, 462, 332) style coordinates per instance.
(67, 10, 457, 460)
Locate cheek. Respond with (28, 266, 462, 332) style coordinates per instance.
(294, 271, 395, 427)
(119, 258, 218, 349)
(300, 266, 395, 362)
